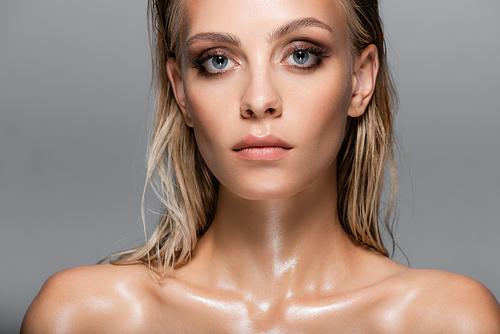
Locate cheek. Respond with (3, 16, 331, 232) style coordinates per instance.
(183, 79, 237, 174)
(183, 70, 241, 130)
(314, 84, 350, 152)
(286, 70, 351, 159)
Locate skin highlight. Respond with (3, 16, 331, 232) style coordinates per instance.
(165, 0, 383, 303)
(20, 0, 500, 333)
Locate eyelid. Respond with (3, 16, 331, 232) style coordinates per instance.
(190, 47, 240, 75)
(280, 41, 329, 69)
(283, 40, 326, 56)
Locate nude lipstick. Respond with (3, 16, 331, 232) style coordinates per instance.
(232, 135, 292, 161)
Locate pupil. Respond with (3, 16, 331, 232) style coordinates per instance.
(212, 56, 228, 69)
(293, 51, 309, 64)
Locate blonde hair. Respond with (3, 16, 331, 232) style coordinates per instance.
(337, 0, 398, 256)
(104, 0, 398, 275)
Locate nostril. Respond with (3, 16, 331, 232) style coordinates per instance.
(267, 108, 281, 116)
(242, 109, 253, 118)
(267, 108, 282, 117)
(240, 107, 281, 119)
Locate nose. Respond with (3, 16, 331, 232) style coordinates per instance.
(240, 66, 282, 119)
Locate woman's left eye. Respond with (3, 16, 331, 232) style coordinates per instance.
(285, 50, 317, 66)
(203, 56, 236, 72)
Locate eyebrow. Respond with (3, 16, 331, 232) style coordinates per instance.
(186, 32, 241, 47)
(268, 17, 334, 43)
(185, 17, 333, 48)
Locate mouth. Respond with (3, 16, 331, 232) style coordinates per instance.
(232, 134, 293, 151)
(232, 135, 293, 161)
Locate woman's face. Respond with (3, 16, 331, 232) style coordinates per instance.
(168, 0, 375, 200)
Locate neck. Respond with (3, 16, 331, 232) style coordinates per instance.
(185, 166, 364, 299)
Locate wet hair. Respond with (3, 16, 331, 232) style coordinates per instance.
(103, 0, 398, 276)
(336, 0, 398, 256)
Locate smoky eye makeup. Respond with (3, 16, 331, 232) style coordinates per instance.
(281, 41, 331, 72)
(187, 38, 332, 77)
(188, 47, 239, 77)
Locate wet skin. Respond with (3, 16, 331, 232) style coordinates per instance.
(21, 0, 500, 332)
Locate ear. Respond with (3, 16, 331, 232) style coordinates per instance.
(166, 57, 193, 127)
(348, 44, 379, 118)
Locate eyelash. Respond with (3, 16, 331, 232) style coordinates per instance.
(190, 44, 329, 77)
(190, 49, 232, 77)
(286, 45, 329, 72)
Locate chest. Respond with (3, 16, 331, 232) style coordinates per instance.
(139, 297, 397, 334)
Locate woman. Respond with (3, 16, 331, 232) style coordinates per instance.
(21, 0, 500, 332)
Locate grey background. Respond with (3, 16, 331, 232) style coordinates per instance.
(1, 0, 499, 332)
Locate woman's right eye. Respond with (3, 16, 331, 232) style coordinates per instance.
(203, 55, 236, 72)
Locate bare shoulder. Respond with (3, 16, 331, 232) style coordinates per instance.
(384, 268, 500, 333)
(21, 264, 158, 334)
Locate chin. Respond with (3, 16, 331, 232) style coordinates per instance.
(221, 178, 303, 201)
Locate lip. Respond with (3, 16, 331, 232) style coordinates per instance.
(232, 134, 293, 161)
(232, 134, 293, 151)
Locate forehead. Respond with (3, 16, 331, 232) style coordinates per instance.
(182, 0, 348, 44)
